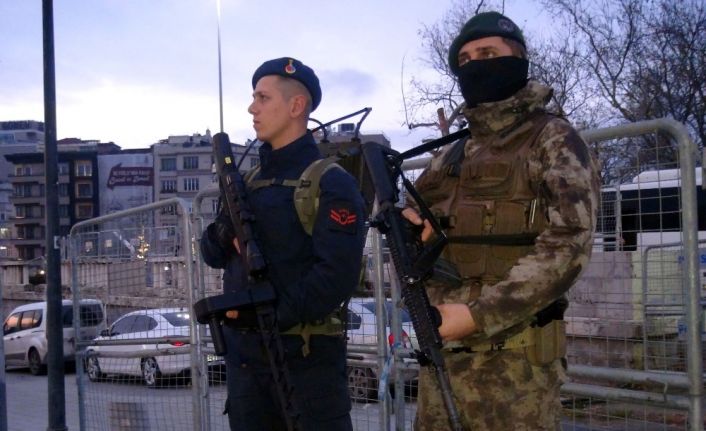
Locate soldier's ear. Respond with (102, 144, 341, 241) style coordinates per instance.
(289, 94, 307, 118)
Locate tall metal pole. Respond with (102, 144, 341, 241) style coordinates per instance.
(0, 266, 8, 431)
(216, 0, 224, 133)
(42, 1, 67, 430)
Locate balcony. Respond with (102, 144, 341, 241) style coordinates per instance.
(8, 174, 44, 182)
(9, 195, 43, 204)
(12, 215, 44, 224)
(13, 238, 44, 246)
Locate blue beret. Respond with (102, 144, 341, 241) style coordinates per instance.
(251, 57, 322, 112)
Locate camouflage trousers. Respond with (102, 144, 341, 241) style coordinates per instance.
(414, 348, 566, 431)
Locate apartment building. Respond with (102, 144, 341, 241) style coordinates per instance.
(152, 131, 260, 224)
(5, 151, 100, 260)
(0, 121, 45, 259)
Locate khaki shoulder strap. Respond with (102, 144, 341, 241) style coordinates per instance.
(243, 157, 342, 235)
(294, 156, 342, 235)
(243, 166, 262, 191)
(245, 165, 300, 191)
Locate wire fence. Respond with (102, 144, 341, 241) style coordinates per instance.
(0, 118, 702, 431)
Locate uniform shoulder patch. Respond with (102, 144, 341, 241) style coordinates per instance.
(327, 201, 358, 234)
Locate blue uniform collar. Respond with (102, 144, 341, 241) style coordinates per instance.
(258, 131, 320, 176)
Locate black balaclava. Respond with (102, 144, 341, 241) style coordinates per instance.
(457, 56, 529, 108)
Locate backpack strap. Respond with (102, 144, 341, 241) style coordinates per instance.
(243, 157, 342, 235)
(294, 156, 342, 235)
(245, 166, 302, 191)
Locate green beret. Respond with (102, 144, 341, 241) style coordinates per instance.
(448, 11, 526, 75)
(252, 57, 322, 111)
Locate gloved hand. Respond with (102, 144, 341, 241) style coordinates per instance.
(208, 210, 237, 254)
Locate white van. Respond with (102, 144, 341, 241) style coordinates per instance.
(3, 299, 106, 375)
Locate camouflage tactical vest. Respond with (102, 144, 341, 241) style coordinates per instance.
(416, 113, 555, 286)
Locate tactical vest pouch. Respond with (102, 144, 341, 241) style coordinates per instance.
(447, 202, 486, 276)
(524, 320, 566, 366)
(416, 169, 456, 205)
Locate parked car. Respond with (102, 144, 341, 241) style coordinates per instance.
(345, 297, 419, 402)
(84, 308, 221, 387)
(3, 299, 106, 375)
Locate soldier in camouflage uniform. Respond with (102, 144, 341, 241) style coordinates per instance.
(403, 11, 601, 430)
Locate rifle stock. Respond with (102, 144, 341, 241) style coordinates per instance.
(362, 141, 466, 431)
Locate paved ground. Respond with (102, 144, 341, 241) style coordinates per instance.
(3, 367, 690, 431)
(5, 368, 81, 431)
(3, 367, 413, 431)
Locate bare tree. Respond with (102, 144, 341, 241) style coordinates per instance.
(404, 0, 502, 132)
(542, 0, 705, 182)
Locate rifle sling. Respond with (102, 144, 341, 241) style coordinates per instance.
(398, 128, 471, 161)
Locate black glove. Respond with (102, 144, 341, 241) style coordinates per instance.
(208, 209, 236, 254)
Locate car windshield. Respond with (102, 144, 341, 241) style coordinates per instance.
(361, 301, 412, 324)
(161, 312, 191, 327)
(61, 304, 104, 328)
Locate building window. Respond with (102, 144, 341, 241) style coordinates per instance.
(29, 206, 43, 218)
(76, 182, 93, 198)
(76, 203, 93, 219)
(13, 184, 32, 197)
(160, 204, 177, 215)
(75, 161, 92, 177)
(161, 180, 177, 193)
(58, 183, 69, 196)
(84, 240, 95, 253)
(15, 166, 32, 176)
(161, 158, 176, 171)
(18, 246, 35, 260)
(15, 206, 25, 218)
(183, 178, 199, 192)
(58, 163, 69, 175)
(183, 156, 199, 170)
(158, 226, 177, 240)
(59, 205, 69, 218)
(17, 226, 42, 240)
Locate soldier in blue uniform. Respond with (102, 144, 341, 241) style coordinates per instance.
(200, 57, 365, 431)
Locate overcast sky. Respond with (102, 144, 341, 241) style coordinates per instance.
(1, 1, 549, 151)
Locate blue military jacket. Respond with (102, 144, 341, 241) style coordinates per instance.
(200, 131, 366, 333)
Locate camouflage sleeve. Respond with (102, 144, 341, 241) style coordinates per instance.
(468, 118, 601, 338)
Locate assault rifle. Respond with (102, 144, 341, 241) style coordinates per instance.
(362, 140, 466, 431)
(193, 132, 299, 430)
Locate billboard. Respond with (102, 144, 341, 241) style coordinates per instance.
(98, 153, 153, 217)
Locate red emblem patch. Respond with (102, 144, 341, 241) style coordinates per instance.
(330, 208, 357, 226)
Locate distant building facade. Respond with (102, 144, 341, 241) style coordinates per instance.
(152, 130, 260, 224)
(3, 136, 123, 260)
(5, 150, 101, 260)
(0, 121, 45, 259)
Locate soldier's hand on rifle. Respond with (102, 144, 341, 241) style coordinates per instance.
(211, 212, 238, 253)
(225, 310, 239, 319)
(401, 208, 433, 242)
(436, 303, 477, 341)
